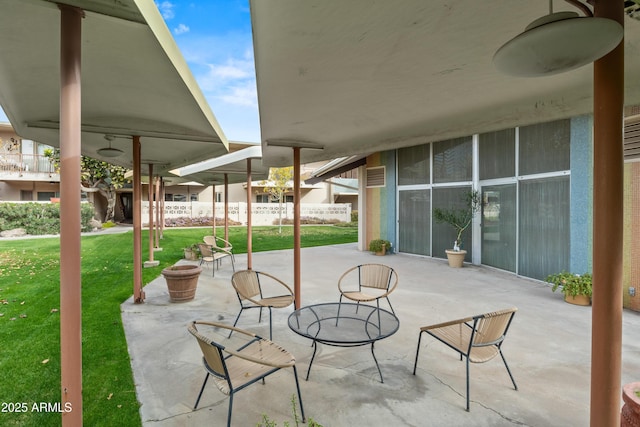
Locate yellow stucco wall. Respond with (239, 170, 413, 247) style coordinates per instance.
(623, 162, 640, 311)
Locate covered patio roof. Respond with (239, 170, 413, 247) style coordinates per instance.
(172, 145, 269, 185)
(249, 2, 637, 425)
(0, 0, 229, 174)
(0, 2, 232, 423)
(250, 0, 640, 166)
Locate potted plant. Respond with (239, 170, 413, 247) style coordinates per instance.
(544, 271, 592, 306)
(432, 190, 482, 267)
(183, 244, 200, 261)
(161, 264, 203, 302)
(368, 239, 391, 256)
(622, 382, 640, 427)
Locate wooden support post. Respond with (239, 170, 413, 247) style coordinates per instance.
(247, 159, 253, 269)
(132, 136, 144, 302)
(591, 1, 624, 425)
(59, 6, 83, 425)
(293, 147, 301, 309)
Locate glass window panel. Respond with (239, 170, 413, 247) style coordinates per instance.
(433, 137, 472, 183)
(398, 190, 430, 255)
(481, 184, 516, 272)
(20, 190, 33, 201)
(21, 139, 34, 155)
(398, 144, 429, 185)
(432, 186, 472, 260)
(519, 119, 570, 175)
(479, 129, 515, 180)
(518, 176, 570, 279)
(37, 191, 55, 201)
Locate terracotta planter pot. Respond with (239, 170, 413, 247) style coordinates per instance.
(621, 382, 640, 427)
(162, 265, 202, 302)
(564, 294, 591, 306)
(445, 249, 466, 268)
(183, 249, 199, 261)
(374, 246, 386, 256)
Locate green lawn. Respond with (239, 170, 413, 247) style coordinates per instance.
(0, 225, 357, 426)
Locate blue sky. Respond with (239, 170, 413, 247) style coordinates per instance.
(0, 0, 260, 143)
(156, 0, 260, 142)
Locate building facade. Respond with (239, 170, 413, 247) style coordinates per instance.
(363, 114, 640, 312)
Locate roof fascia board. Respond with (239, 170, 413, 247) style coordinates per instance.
(133, 0, 229, 150)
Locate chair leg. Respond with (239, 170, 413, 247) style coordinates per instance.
(293, 365, 306, 423)
(229, 308, 244, 338)
(499, 349, 518, 390)
(336, 295, 343, 326)
(268, 306, 273, 340)
(386, 296, 395, 315)
(465, 356, 470, 411)
(193, 373, 209, 410)
(226, 393, 234, 427)
(412, 331, 424, 375)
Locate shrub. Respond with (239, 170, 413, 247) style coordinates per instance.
(545, 271, 593, 297)
(279, 217, 341, 225)
(164, 216, 241, 227)
(368, 239, 391, 253)
(0, 202, 94, 235)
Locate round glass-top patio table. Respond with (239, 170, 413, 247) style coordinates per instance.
(288, 302, 400, 383)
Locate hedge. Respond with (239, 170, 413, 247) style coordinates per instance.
(0, 202, 94, 235)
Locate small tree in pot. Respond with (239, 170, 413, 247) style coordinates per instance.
(433, 190, 482, 267)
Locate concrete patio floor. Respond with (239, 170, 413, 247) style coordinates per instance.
(121, 243, 640, 426)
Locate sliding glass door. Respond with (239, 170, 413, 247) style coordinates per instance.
(481, 184, 516, 272)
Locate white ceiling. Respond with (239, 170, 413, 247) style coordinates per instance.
(0, 0, 229, 176)
(250, 0, 640, 166)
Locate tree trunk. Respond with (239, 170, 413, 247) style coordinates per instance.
(98, 188, 116, 223)
(278, 198, 283, 234)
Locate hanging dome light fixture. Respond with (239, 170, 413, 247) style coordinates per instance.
(493, 0, 623, 77)
(97, 134, 124, 158)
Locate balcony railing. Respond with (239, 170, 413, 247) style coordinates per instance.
(0, 153, 56, 174)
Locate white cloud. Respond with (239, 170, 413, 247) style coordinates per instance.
(208, 62, 251, 80)
(156, 1, 175, 20)
(172, 33, 260, 140)
(174, 24, 190, 35)
(220, 81, 257, 107)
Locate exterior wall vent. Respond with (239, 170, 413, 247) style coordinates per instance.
(624, 114, 640, 162)
(366, 166, 385, 188)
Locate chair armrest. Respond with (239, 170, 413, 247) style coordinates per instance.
(337, 265, 359, 293)
(213, 247, 233, 257)
(420, 316, 474, 331)
(193, 320, 257, 339)
(225, 341, 296, 368)
(215, 236, 233, 247)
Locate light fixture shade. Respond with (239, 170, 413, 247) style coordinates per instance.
(493, 12, 624, 77)
(97, 147, 124, 157)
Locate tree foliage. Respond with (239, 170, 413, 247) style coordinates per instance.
(433, 190, 482, 249)
(259, 167, 294, 233)
(44, 148, 130, 222)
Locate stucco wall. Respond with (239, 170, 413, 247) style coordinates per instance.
(623, 161, 640, 311)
